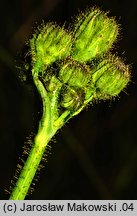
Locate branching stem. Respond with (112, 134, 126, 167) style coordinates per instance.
(9, 71, 69, 200)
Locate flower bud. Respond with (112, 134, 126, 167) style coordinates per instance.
(59, 61, 91, 88)
(91, 56, 130, 98)
(30, 23, 72, 73)
(71, 8, 119, 62)
(61, 86, 85, 111)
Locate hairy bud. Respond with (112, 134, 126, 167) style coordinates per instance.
(30, 23, 72, 74)
(91, 56, 130, 98)
(71, 8, 119, 62)
(61, 86, 85, 111)
(59, 61, 91, 88)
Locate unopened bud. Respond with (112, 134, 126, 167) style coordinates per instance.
(91, 56, 130, 98)
(59, 61, 91, 88)
(30, 23, 72, 73)
(61, 86, 85, 111)
(72, 8, 119, 62)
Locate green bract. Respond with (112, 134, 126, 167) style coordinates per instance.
(71, 8, 118, 62)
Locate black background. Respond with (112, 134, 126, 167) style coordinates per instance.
(0, 0, 137, 200)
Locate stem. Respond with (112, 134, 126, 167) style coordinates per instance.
(9, 69, 93, 199)
(9, 133, 50, 200)
(9, 74, 55, 200)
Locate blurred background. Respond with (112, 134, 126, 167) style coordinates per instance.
(0, 0, 137, 200)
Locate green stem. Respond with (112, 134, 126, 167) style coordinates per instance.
(9, 72, 56, 199)
(9, 70, 93, 199)
(9, 133, 50, 200)
(9, 75, 53, 199)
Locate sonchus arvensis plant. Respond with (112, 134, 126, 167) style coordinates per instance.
(8, 7, 130, 200)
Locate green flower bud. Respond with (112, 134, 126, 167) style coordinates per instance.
(91, 56, 130, 98)
(61, 86, 85, 111)
(59, 61, 91, 88)
(30, 23, 72, 73)
(71, 8, 119, 62)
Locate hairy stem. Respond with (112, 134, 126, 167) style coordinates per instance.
(9, 72, 68, 200)
(9, 133, 50, 200)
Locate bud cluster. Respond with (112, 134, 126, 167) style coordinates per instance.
(29, 7, 130, 117)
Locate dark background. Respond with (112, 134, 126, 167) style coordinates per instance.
(0, 0, 137, 200)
